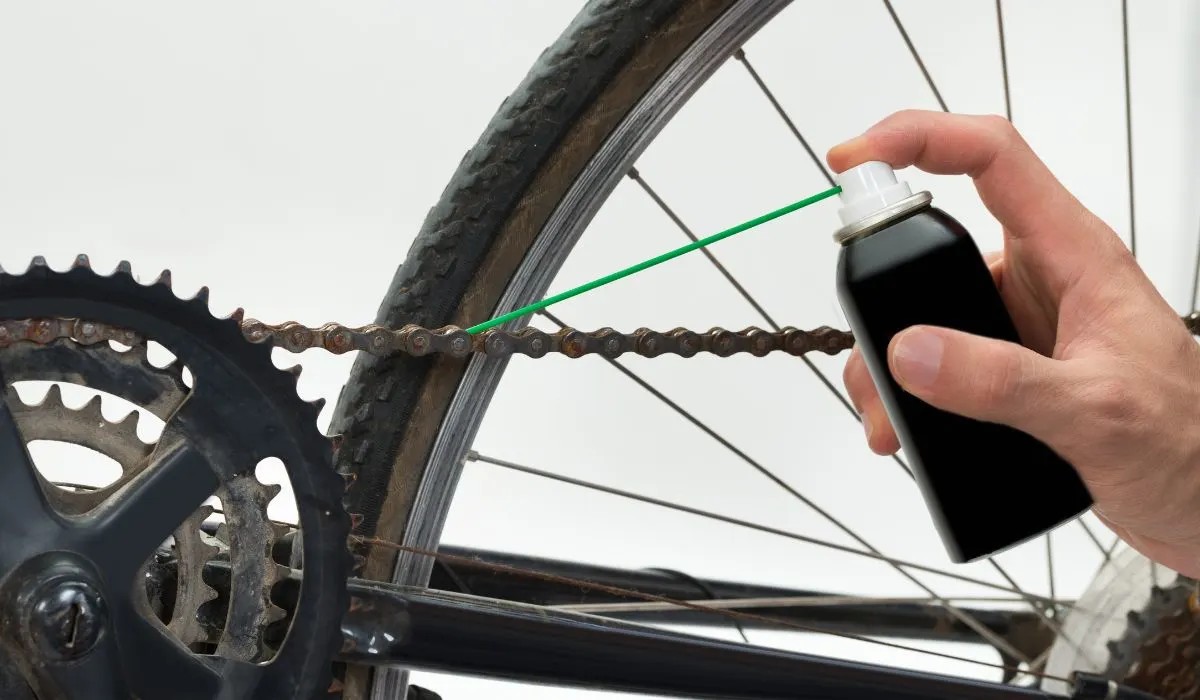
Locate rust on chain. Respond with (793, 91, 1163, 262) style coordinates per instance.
(0, 318, 142, 349)
(3, 311, 1200, 360)
(239, 320, 857, 359)
(0, 316, 854, 360)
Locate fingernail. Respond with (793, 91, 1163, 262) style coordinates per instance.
(827, 135, 867, 160)
(892, 329, 943, 388)
(831, 134, 865, 149)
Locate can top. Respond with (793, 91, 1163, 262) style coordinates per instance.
(833, 161, 932, 244)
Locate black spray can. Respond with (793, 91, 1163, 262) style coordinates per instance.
(832, 161, 1093, 563)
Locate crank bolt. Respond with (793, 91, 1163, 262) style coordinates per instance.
(27, 579, 108, 661)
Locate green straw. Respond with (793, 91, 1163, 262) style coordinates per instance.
(466, 185, 843, 334)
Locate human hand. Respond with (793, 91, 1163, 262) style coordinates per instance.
(829, 109, 1200, 576)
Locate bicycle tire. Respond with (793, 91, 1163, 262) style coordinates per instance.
(333, 0, 746, 574)
(329, 0, 749, 695)
(320, 0, 1159, 697)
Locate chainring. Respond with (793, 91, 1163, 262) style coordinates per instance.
(0, 256, 351, 699)
(0, 338, 294, 657)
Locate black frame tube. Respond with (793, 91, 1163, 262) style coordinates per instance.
(333, 578, 1061, 700)
(429, 546, 1049, 648)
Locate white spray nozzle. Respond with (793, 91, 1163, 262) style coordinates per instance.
(835, 161, 914, 227)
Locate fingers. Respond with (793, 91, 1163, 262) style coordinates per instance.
(844, 251, 1004, 456)
(887, 325, 1073, 437)
(844, 347, 900, 455)
(827, 110, 1119, 264)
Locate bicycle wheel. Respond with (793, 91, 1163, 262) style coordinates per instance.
(329, 1, 1194, 697)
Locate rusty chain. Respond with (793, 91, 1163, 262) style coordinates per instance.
(239, 319, 858, 359)
(4, 311, 1200, 361)
(6, 304, 1200, 698)
(0, 316, 858, 359)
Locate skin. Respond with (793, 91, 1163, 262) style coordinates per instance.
(830, 109, 1200, 577)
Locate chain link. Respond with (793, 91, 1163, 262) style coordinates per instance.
(4, 312, 1200, 361)
(0, 317, 855, 359)
(239, 319, 856, 359)
(7, 309, 1200, 695)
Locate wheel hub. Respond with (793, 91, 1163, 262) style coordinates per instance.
(1044, 545, 1200, 699)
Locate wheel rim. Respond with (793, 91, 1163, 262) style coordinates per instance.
(368, 1, 1163, 697)
(372, 5, 792, 697)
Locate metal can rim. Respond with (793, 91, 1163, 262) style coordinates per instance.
(833, 191, 934, 245)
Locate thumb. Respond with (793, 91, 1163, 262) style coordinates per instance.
(887, 325, 1068, 435)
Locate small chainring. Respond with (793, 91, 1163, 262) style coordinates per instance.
(0, 256, 350, 700)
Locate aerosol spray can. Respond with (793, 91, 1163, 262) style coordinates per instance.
(832, 161, 1093, 563)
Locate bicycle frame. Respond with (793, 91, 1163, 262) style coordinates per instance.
(187, 552, 1077, 700)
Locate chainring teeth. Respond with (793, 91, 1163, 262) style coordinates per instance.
(0, 255, 334, 446)
(0, 255, 351, 698)
(1, 332, 291, 661)
(213, 473, 296, 662)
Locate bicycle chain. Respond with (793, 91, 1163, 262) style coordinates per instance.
(246, 309, 1200, 359)
(240, 319, 858, 359)
(5, 303, 1200, 695)
(5, 311, 1200, 360)
(0, 316, 856, 359)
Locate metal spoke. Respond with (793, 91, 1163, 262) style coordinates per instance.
(552, 595, 1038, 614)
(994, 5, 1111, 566)
(995, 0, 1012, 121)
(1046, 534, 1056, 605)
(1121, 0, 1137, 258)
(729, 49, 914, 481)
(882, 0, 948, 112)
(646, 566, 750, 643)
(1077, 519, 1113, 565)
(626, 170, 913, 480)
(988, 558, 1100, 669)
(1191, 234, 1200, 311)
(627, 167, 779, 327)
(351, 547, 1077, 687)
(732, 49, 834, 186)
(466, 450, 1056, 604)
(537, 311, 1032, 664)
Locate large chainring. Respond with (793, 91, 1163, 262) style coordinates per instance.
(3, 251, 1200, 698)
(0, 338, 289, 657)
(0, 257, 350, 700)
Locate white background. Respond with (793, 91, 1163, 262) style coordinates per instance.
(2, 1, 1198, 697)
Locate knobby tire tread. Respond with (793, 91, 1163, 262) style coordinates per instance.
(328, 1, 741, 696)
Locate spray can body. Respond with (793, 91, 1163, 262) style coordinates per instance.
(833, 164, 1092, 563)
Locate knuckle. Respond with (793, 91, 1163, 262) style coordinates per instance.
(980, 114, 1016, 140)
(1078, 376, 1141, 429)
(977, 114, 1021, 161)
